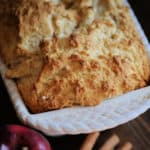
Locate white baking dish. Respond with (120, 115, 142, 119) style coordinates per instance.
(0, 0, 150, 136)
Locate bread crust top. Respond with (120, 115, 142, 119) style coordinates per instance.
(0, 0, 149, 113)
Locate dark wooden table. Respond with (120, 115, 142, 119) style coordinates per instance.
(0, 1, 150, 150)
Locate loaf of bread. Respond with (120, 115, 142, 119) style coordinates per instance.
(0, 0, 149, 113)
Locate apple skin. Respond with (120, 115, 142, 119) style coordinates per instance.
(0, 125, 52, 150)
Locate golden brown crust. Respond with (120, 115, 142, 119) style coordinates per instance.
(0, 0, 150, 113)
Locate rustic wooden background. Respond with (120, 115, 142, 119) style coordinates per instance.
(0, 0, 150, 150)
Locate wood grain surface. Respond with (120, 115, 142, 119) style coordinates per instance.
(0, 0, 150, 150)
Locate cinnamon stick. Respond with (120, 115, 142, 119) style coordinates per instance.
(99, 134, 120, 150)
(80, 132, 100, 150)
(118, 142, 133, 150)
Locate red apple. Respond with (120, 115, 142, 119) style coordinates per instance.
(0, 125, 52, 150)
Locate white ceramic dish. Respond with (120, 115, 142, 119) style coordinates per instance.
(0, 0, 150, 136)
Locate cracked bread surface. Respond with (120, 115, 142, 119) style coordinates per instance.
(0, 0, 150, 113)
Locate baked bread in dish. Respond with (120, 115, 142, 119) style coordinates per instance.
(0, 0, 149, 113)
